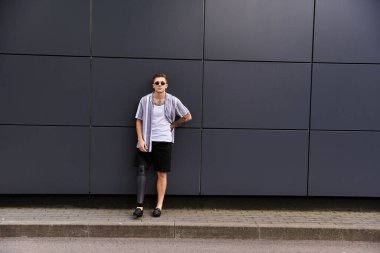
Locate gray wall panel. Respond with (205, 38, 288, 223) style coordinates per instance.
(309, 131, 380, 197)
(314, 0, 380, 63)
(203, 61, 311, 129)
(205, 0, 314, 61)
(0, 0, 89, 55)
(92, 58, 201, 127)
(0, 55, 90, 125)
(168, 128, 201, 195)
(201, 129, 308, 195)
(311, 64, 380, 131)
(90, 127, 138, 194)
(91, 127, 200, 195)
(92, 0, 203, 59)
(0, 126, 89, 194)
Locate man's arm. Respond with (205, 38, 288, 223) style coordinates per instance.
(170, 112, 192, 130)
(136, 119, 147, 152)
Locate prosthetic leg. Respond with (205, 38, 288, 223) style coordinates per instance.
(133, 165, 146, 217)
(137, 165, 147, 205)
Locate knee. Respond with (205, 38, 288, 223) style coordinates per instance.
(157, 171, 167, 179)
(137, 165, 146, 176)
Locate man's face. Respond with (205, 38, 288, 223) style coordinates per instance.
(152, 77, 168, 93)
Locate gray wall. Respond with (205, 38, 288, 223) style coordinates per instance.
(0, 0, 379, 196)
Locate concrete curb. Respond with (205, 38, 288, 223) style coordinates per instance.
(1, 196, 379, 241)
(1, 223, 379, 242)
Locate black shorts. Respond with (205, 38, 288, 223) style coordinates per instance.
(134, 141, 172, 172)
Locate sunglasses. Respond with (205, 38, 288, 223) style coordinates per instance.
(154, 81, 166, 86)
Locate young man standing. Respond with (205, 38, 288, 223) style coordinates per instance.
(133, 73, 192, 218)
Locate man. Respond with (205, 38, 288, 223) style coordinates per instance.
(133, 73, 192, 218)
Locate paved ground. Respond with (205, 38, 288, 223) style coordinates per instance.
(0, 195, 379, 241)
(1, 207, 380, 228)
(1, 238, 380, 253)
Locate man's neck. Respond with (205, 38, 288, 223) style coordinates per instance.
(153, 91, 166, 100)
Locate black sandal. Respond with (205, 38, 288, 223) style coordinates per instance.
(152, 207, 161, 217)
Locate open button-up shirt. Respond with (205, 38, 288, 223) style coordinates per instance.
(135, 92, 190, 152)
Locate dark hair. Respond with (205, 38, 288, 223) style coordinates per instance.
(152, 73, 168, 83)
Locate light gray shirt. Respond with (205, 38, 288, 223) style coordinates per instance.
(135, 92, 190, 152)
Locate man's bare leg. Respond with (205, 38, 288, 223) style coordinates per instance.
(156, 171, 167, 209)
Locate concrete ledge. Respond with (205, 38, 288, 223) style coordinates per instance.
(341, 228, 380, 242)
(1, 223, 379, 242)
(0, 224, 89, 237)
(88, 224, 174, 238)
(175, 222, 259, 239)
(0, 224, 174, 238)
(259, 227, 380, 242)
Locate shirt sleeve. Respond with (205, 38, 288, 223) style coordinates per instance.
(135, 98, 143, 120)
(175, 98, 190, 118)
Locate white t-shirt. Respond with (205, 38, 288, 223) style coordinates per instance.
(151, 104, 172, 142)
